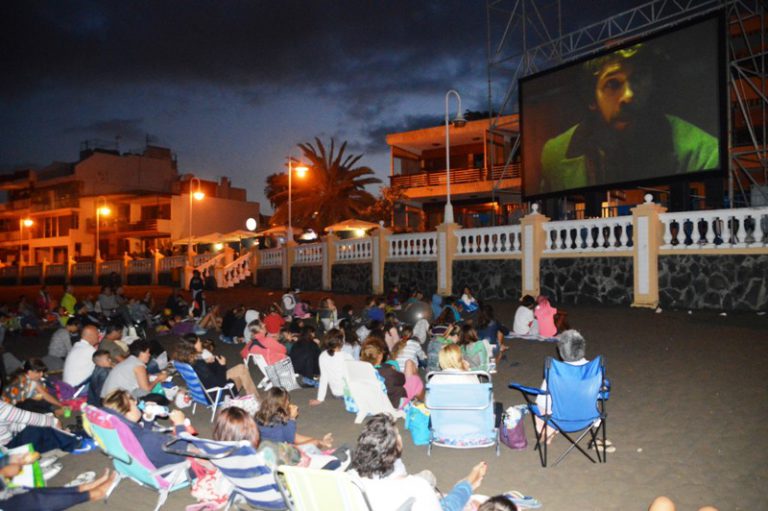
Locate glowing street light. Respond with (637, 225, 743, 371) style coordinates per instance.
(444, 89, 466, 224)
(19, 217, 34, 265)
(188, 176, 205, 261)
(287, 155, 310, 242)
(95, 196, 110, 261)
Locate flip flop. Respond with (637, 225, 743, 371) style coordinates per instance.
(43, 462, 63, 481)
(66, 471, 96, 487)
(504, 491, 542, 509)
(590, 439, 617, 453)
(39, 455, 59, 469)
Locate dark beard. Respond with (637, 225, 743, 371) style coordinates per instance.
(568, 111, 675, 186)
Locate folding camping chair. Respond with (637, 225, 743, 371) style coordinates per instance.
(343, 361, 405, 424)
(82, 405, 190, 511)
(164, 434, 286, 511)
(508, 355, 610, 467)
(245, 353, 300, 392)
(425, 371, 499, 456)
(173, 361, 235, 422)
(276, 465, 373, 511)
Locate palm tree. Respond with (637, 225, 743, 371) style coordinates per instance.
(266, 138, 381, 231)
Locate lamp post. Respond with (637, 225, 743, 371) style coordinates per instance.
(188, 176, 205, 262)
(444, 89, 466, 224)
(95, 197, 111, 262)
(287, 155, 309, 244)
(19, 217, 33, 265)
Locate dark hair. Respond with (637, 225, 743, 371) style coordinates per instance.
(296, 325, 316, 345)
(478, 496, 518, 511)
(476, 304, 495, 329)
(92, 349, 111, 361)
(520, 295, 536, 309)
(66, 317, 80, 327)
(255, 387, 291, 426)
(360, 337, 388, 365)
(435, 307, 454, 325)
(104, 324, 122, 336)
(390, 324, 413, 360)
(213, 407, 260, 449)
(22, 358, 47, 373)
(322, 329, 344, 356)
(172, 334, 199, 364)
(457, 324, 479, 347)
(350, 414, 402, 478)
(383, 313, 398, 331)
(129, 339, 151, 357)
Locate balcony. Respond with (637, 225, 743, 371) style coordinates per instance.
(86, 218, 172, 236)
(391, 164, 520, 188)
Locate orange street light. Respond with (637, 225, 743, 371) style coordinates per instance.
(189, 176, 205, 261)
(19, 218, 34, 265)
(95, 196, 110, 261)
(287, 156, 311, 240)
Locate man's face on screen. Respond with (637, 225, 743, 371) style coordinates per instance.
(593, 60, 646, 132)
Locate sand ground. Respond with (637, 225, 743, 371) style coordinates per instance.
(3, 286, 767, 510)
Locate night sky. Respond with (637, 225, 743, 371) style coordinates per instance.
(1, 1, 631, 211)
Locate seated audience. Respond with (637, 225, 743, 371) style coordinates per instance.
(512, 295, 538, 335)
(165, 288, 188, 318)
(59, 284, 78, 321)
(97, 286, 119, 318)
(476, 304, 509, 360)
(430, 344, 479, 384)
(220, 305, 246, 343)
(457, 324, 490, 372)
(426, 323, 458, 373)
(240, 319, 288, 365)
(290, 326, 321, 387)
(87, 350, 113, 406)
(2, 359, 64, 415)
(360, 337, 407, 408)
(534, 295, 558, 338)
(101, 389, 188, 468)
(309, 329, 353, 406)
(44, 318, 80, 371)
(63, 325, 100, 386)
(391, 325, 426, 377)
(317, 297, 337, 332)
(101, 339, 169, 403)
(459, 286, 479, 314)
(0, 400, 94, 454)
(175, 334, 257, 395)
(349, 414, 487, 511)
(263, 304, 286, 335)
(99, 324, 129, 363)
(383, 313, 400, 352)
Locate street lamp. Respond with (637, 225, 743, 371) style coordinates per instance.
(287, 155, 309, 243)
(19, 218, 33, 265)
(188, 176, 205, 261)
(444, 89, 466, 224)
(95, 197, 111, 261)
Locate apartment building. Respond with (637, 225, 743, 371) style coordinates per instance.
(0, 143, 260, 265)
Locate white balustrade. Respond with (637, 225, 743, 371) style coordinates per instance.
(46, 264, 67, 277)
(128, 258, 154, 274)
(294, 243, 324, 265)
(100, 260, 123, 274)
(387, 232, 438, 260)
(336, 238, 373, 261)
(159, 255, 186, 272)
(455, 225, 522, 257)
(659, 207, 768, 250)
(192, 253, 214, 267)
(195, 253, 224, 275)
(543, 217, 634, 253)
(221, 252, 252, 288)
(72, 262, 94, 276)
(260, 248, 284, 268)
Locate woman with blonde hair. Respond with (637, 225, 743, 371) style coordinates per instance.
(429, 344, 479, 384)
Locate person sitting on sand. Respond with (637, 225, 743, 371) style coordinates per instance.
(512, 295, 538, 336)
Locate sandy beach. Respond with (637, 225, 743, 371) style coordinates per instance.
(2, 287, 766, 510)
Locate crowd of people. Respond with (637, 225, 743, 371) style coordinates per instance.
(0, 282, 716, 510)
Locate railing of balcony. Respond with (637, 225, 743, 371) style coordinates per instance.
(390, 163, 520, 188)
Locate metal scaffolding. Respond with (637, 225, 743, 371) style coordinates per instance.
(486, 0, 768, 209)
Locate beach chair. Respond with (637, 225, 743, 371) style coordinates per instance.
(425, 371, 499, 456)
(164, 434, 286, 510)
(81, 405, 190, 511)
(343, 360, 405, 424)
(245, 353, 274, 390)
(173, 361, 235, 422)
(508, 355, 609, 467)
(245, 353, 300, 392)
(276, 465, 380, 511)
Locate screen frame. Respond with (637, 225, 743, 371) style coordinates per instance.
(518, 11, 727, 201)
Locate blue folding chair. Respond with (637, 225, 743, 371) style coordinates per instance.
(164, 434, 286, 510)
(173, 361, 235, 422)
(509, 355, 610, 467)
(425, 371, 499, 456)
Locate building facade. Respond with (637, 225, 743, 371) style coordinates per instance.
(0, 143, 260, 265)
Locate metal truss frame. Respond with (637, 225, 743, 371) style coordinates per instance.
(486, 0, 768, 209)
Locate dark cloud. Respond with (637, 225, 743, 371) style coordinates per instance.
(63, 117, 145, 141)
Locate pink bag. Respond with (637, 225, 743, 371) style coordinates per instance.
(500, 416, 528, 450)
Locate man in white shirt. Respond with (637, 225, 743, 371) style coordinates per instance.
(63, 325, 100, 386)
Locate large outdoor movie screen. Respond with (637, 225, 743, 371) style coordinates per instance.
(520, 16, 723, 198)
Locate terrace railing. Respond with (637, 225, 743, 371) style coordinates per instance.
(336, 238, 373, 262)
(260, 248, 284, 268)
(294, 243, 324, 265)
(543, 216, 634, 254)
(659, 208, 768, 250)
(387, 232, 437, 260)
(455, 225, 522, 257)
(159, 255, 186, 272)
(128, 258, 154, 274)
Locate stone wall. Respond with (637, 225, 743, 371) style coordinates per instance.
(332, 263, 371, 295)
(256, 268, 283, 290)
(291, 265, 322, 292)
(659, 254, 768, 311)
(452, 259, 522, 300)
(540, 257, 633, 305)
(383, 261, 437, 297)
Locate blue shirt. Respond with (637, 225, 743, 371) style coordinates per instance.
(258, 420, 297, 444)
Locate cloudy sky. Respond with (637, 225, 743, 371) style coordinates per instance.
(0, 0, 629, 211)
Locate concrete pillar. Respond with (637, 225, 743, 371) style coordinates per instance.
(372, 227, 391, 294)
(152, 250, 163, 285)
(436, 222, 461, 295)
(283, 241, 296, 289)
(249, 245, 260, 286)
(520, 204, 550, 298)
(323, 233, 338, 291)
(631, 194, 666, 309)
(122, 252, 132, 284)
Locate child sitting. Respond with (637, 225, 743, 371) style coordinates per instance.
(87, 350, 113, 406)
(512, 295, 538, 335)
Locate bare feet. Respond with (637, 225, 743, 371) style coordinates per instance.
(309, 399, 322, 406)
(79, 469, 110, 492)
(87, 471, 118, 501)
(465, 461, 488, 491)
